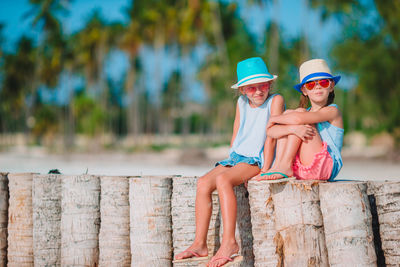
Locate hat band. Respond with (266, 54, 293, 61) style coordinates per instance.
(301, 72, 333, 84)
(237, 73, 274, 86)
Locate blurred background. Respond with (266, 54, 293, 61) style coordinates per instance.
(0, 0, 399, 178)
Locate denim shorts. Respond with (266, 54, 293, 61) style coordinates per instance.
(216, 151, 261, 168)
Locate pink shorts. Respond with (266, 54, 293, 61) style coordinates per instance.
(292, 142, 333, 180)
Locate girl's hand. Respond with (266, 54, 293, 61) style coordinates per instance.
(292, 124, 316, 141)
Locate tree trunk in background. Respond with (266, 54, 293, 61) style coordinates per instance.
(0, 173, 8, 267)
(319, 182, 376, 266)
(171, 177, 220, 266)
(126, 55, 140, 138)
(368, 181, 400, 266)
(247, 180, 280, 267)
(270, 181, 329, 267)
(268, 0, 280, 73)
(7, 173, 34, 267)
(61, 175, 100, 266)
(99, 176, 131, 267)
(32, 174, 61, 266)
(129, 176, 173, 266)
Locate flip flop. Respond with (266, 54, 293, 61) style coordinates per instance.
(204, 253, 243, 267)
(173, 250, 209, 263)
(260, 172, 295, 183)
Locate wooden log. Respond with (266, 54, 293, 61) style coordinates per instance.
(171, 176, 220, 267)
(61, 175, 100, 266)
(99, 176, 131, 267)
(247, 180, 280, 267)
(32, 174, 62, 267)
(319, 181, 377, 266)
(368, 181, 400, 266)
(129, 176, 173, 267)
(8, 173, 35, 267)
(0, 173, 8, 267)
(271, 180, 329, 267)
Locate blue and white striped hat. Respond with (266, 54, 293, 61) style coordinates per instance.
(293, 59, 341, 92)
(231, 57, 277, 89)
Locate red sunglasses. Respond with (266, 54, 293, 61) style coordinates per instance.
(304, 79, 331, 90)
(243, 83, 271, 94)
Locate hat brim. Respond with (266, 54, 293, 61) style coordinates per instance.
(293, 75, 341, 92)
(232, 76, 278, 89)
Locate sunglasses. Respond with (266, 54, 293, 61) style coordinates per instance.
(304, 79, 331, 90)
(243, 83, 271, 94)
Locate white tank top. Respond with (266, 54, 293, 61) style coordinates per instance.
(230, 94, 277, 168)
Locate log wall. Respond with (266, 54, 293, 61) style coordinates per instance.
(0, 171, 399, 266)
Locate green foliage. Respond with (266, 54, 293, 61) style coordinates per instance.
(32, 104, 59, 138)
(72, 93, 106, 136)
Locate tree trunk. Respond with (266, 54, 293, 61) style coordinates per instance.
(99, 176, 131, 267)
(7, 173, 34, 267)
(171, 176, 220, 266)
(270, 180, 329, 267)
(32, 174, 61, 266)
(368, 181, 400, 266)
(129, 176, 173, 266)
(0, 173, 8, 267)
(319, 181, 377, 266)
(61, 175, 100, 266)
(247, 180, 280, 267)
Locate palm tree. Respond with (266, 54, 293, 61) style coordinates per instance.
(71, 10, 112, 137)
(0, 37, 37, 133)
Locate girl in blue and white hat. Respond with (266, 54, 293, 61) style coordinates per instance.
(259, 58, 344, 182)
(174, 57, 285, 266)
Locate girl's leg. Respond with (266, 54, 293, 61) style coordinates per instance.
(209, 163, 260, 267)
(175, 164, 229, 260)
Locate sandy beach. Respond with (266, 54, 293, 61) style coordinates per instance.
(1, 146, 399, 181)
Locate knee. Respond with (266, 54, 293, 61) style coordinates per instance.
(215, 173, 233, 190)
(197, 176, 214, 195)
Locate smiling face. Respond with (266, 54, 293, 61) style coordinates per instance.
(240, 82, 272, 107)
(301, 79, 334, 106)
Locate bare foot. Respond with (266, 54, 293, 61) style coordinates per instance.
(207, 241, 239, 267)
(174, 244, 208, 260)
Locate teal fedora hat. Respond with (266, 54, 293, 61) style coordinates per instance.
(231, 57, 277, 89)
(293, 59, 341, 92)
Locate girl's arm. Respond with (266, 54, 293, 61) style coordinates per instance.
(267, 124, 316, 141)
(268, 105, 341, 127)
(261, 95, 284, 173)
(230, 102, 240, 147)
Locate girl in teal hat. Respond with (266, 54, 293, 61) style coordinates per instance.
(174, 57, 285, 266)
(259, 58, 344, 181)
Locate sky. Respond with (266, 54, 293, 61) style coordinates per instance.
(0, 0, 344, 104)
